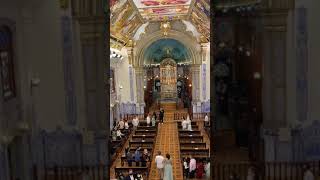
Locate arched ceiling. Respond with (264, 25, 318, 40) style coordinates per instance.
(109, 0, 210, 49)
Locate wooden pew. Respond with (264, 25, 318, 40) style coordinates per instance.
(131, 136, 155, 141)
(180, 142, 206, 148)
(114, 167, 148, 177)
(179, 135, 203, 142)
(137, 126, 157, 130)
(135, 131, 156, 136)
(178, 130, 201, 135)
(132, 135, 155, 139)
(177, 122, 197, 126)
(180, 148, 209, 157)
(129, 141, 154, 148)
(177, 125, 199, 130)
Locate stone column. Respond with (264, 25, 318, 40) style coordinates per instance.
(79, 19, 107, 132)
(200, 43, 209, 62)
(134, 67, 145, 113)
(191, 64, 201, 113)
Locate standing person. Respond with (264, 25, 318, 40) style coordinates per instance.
(127, 150, 133, 167)
(186, 115, 191, 127)
(183, 158, 189, 178)
(124, 120, 129, 130)
(146, 114, 151, 126)
(204, 113, 209, 126)
(182, 117, 187, 130)
(135, 147, 142, 167)
(159, 109, 164, 124)
(155, 151, 164, 180)
(303, 165, 315, 180)
(163, 154, 173, 180)
(196, 160, 204, 178)
(189, 156, 196, 178)
(153, 111, 157, 121)
(205, 160, 210, 178)
(152, 115, 156, 126)
(132, 116, 139, 129)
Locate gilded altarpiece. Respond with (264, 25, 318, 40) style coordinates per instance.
(160, 58, 177, 100)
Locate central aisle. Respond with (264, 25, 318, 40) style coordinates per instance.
(149, 111, 183, 180)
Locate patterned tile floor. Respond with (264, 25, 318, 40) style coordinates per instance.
(149, 111, 183, 180)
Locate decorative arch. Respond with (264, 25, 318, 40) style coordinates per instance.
(134, 29, 201, 67)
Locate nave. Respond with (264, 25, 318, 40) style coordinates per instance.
(109, 107, 211, 180)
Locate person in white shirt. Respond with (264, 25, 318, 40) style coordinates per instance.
(188, 123, 192, 131)
(189, 157, 196, 178)
(155, 151, 164, 180)
(303, 165, 315, 180)
(146, 114, 151, 126)
(205, 161, 210, 178)
(182, 117, 187, 130)
(116, 129, 124, 139)
(118, 119, 125, 130)
(204, 113, 209, 126)
(186, 115, 191, 127)
(132, 116, 139, 129)
(124, 120, 129, 130)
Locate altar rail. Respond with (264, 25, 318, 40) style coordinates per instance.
(122, 114, 144, 121)
(213, 161, 320, 180)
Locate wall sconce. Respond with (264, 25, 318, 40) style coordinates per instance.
(189, 84, 192, 87)
(119, 85, 123, 89)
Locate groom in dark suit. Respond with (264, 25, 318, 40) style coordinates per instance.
(125, 169, 136, 180)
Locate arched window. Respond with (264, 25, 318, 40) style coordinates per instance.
(0, 26, 15, 100)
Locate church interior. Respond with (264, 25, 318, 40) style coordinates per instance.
(0, 0, 320, 180)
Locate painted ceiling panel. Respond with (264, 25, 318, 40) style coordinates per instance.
(110, 0, 143, 43)
(133, 0, 192, 21)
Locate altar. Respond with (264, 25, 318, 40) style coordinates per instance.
(159, 58, 177, 110)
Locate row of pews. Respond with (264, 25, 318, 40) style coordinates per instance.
(177, 121, 210, 159)
(114, 121, 158, 179)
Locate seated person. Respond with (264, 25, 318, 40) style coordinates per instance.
(135, 147, 142, 166)
(126, 150, 133, 167)
(125, 169, 136, 180)
(204, 113, 209, 126)
(111, 128, 117, 141)
(118, 119, 125, 130)
(124, 120, 130, 130)
(117, 129, 125, 140)
(143, 149, 150, 161)
(141, 153, 147, 167)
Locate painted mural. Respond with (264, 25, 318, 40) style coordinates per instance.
(190, 9, 210, 40)
(110, 1, 143, 43)
(144, 39, 189, 63)
(133, 0, 191, 20)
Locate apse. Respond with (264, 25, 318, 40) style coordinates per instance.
(143, 38, 190, 64)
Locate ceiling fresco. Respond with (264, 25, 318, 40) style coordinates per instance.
(133, 0, 192, 21)
(109, 0, 211, 45)
(143, 39, 190, 64)
(110, 0, 143, 44)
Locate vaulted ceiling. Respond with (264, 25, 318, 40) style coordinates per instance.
(109, 0, 210, 49)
